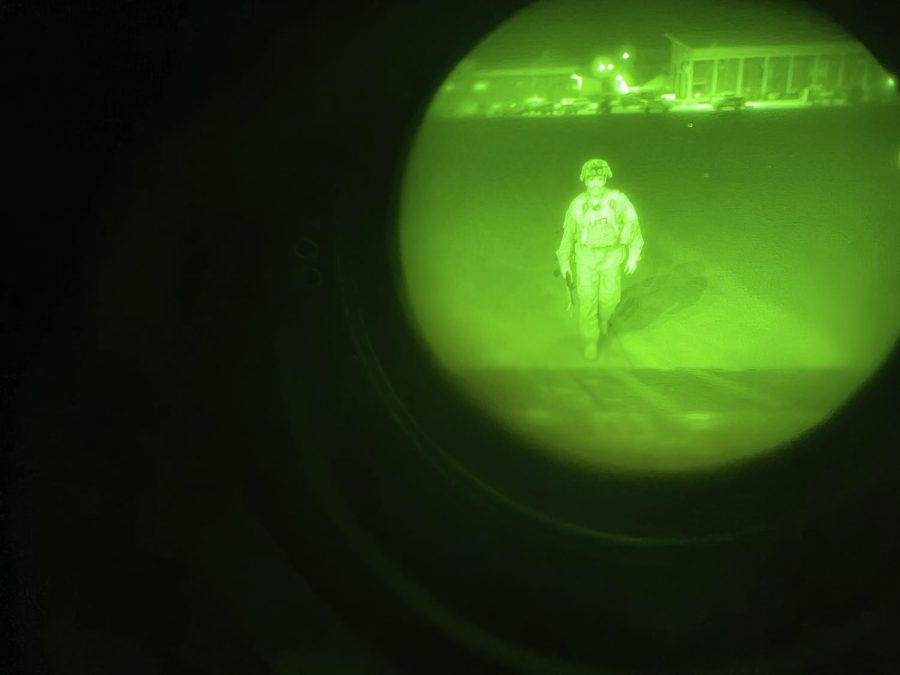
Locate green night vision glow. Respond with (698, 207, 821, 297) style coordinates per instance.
(396, 0, 900, 475)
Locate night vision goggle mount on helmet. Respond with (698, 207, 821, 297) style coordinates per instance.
(580, 158, 613, 183)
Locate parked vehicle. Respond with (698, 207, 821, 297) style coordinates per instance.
(619, 92, 647, 108)
(551, 98, 598, 115)
(620, 90, 672, 112)
(506, 102, 526, 116)
(484, 102, 507, 117)
(642, 95, 671, 113)
(553, 98, 577, 115)
(713, 95, 746, 110)
(521, 98, 555, 116)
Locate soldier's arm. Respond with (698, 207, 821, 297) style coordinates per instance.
(556, 202, 577, 273)
(618, 194, 644, 264)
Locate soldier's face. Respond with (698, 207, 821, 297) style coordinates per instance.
(585, 175, 607, 192)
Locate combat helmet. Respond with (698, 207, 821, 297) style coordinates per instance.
(580, 158, 613, 183)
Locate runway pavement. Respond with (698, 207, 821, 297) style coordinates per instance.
(459, 364, 864, 472)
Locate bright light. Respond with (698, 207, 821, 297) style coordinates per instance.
(888, 77, 896, 87)
(571, 74, 583, 90)
(616, 74, 623, 81)
(618, 81, 629, 94)
(608, 64, 614, 70)
(622, 52, 630, 59)
(598, 64, 606, 71)
(473, 81, 488, 92)
(661, 93, 676, 101)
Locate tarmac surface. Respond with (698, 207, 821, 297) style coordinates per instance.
(459, 365, 864, 471)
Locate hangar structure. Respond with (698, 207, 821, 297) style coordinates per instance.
(665, 31, 893, 102)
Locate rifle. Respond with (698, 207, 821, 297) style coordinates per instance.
(552, 264, 576, 315)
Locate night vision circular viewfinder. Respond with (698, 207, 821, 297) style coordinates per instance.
(396, 0, 900, 475)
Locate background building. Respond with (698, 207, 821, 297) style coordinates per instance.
(431, 57, 582, 117)
(665, 31, 894, 103)
(432, 49, 641, 117)
(466, 64, 581, 101)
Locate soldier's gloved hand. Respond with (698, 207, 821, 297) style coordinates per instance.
(624, 258, 638, 275)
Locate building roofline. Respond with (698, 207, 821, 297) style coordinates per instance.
(664, 33, 692, 49)
(718, 41, 861, 51)
(666, 31, 863, 51)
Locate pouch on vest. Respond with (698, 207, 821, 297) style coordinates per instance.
(579, 199, 621, 247)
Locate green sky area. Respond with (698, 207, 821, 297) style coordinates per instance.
(397, 105, 899, 473)
(456, 0, 848, 67)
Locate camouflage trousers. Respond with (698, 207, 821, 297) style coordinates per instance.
(574, 244, 626, 344)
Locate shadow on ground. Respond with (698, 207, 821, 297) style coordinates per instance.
(615, 259, 709, 333)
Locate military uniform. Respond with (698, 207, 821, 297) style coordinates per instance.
(556, 159, 643, 356)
